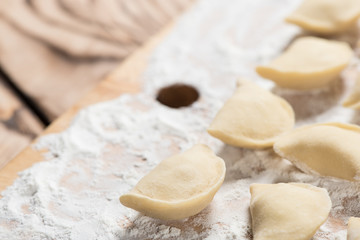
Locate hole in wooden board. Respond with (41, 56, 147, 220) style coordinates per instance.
(156, 84, 199, 108)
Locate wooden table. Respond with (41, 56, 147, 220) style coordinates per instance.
(0, 0, 193, 176)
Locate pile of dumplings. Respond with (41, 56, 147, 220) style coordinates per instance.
(120, 0, 360, 239)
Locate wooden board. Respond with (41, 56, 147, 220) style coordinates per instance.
(0, 77, 44, 170)
(0, 0, 193, 120)
(0, 24, 172, 192)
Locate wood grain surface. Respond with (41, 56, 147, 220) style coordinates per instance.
(0, 77, 43, 170)
(0, 0, 193, 120)
(0, 23, 172, 192)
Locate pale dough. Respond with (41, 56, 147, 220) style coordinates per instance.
(286, 0, 360, 34)
(207, 79, 294, 149)
(343, 76, 360, 109)
(256, 36, 352, 90)
(250, 183, 331, 240)
(274, 122, 360, 181)
(120, 144, 226, 220)
(348, 217, 360, 240)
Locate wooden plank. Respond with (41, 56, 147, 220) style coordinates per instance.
(0, 0, 193, 120)
(0, 77, 44, 170)
(0, 18, 119, 120)
(0, 24, 172, 192)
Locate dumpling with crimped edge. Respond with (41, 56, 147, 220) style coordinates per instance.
(286, 0, 360, 34)
(274, 122, 360, 181)
(250, 183, 331, 240)
(120, 144, 226, 220)
(256, 37, 352, 90)
(343, 76, 360, 109)
(348, 217, 360, 240)
(207, 79, 294, 149)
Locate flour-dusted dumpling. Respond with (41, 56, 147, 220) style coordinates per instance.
(348, 217, 360, 240)
(250, 183, 331, 240)
(274, 123, 360, 181)
(120, 144, 226, 220)
(207, 80, 294, 149)
(343, 76, 360, 109)
(286, 0, 360, 34)
(256, 37, 352, 90)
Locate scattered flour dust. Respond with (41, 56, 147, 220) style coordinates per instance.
(1, 0, 360, 239)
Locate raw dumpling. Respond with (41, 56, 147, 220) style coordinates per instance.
(250, 183, 331, 240)
(274, 122, 360, 181)
(348, 217, 360, 240)
(119, 144, 226, 220)
(256, 37, 352, 90)
(343, 76, 360, 109)
(207, 80, 294, 149)
(286, 0, 360, 34)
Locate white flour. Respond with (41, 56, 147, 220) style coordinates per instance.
(1, 0, 360, 239)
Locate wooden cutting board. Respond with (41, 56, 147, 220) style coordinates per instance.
(0, 24, 173, 193)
